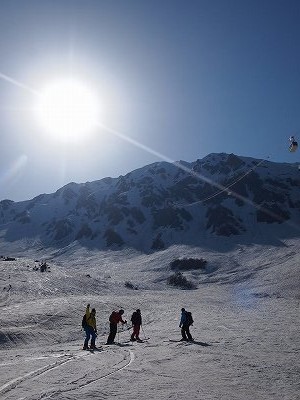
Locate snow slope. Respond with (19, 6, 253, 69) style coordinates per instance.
(0, 239, 299, 399)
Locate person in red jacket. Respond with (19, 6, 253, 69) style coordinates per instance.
(106, 309, 127, 344)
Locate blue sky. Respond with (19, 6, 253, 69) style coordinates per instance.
(0, 0, 299, 201)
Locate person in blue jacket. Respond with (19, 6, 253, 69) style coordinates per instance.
(179, 308, 193, 341)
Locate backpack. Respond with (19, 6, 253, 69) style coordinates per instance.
(109, 312, 115, 323)
(131, 311, 141, 325)
(186, 311, 194, 326)
(82, 314, 88, 328)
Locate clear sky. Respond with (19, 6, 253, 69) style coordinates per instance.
(0, 0, 299, 202)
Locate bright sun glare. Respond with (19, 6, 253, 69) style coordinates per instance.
(35, 79, 99, 143)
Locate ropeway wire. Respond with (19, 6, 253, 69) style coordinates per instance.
(174, 156, 270, 208)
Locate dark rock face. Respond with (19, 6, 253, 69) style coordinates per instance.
(206, 205, 245, 236)
(103, 229, 124, 247)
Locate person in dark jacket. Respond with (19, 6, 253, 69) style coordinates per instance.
(83, 304, 98, 350)
(106, 309, 127, 344)
(179, 308, 193, 341)
(130, 309, 142, 342)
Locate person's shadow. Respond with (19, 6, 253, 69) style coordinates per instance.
(169, 339, 212, 346)
(189, 340, 211, 347)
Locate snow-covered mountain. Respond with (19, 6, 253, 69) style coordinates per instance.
(0, 153, 299, 252)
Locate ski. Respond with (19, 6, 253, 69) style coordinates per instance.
(82, 346, 102, 351)
(104, 342, 132, 347)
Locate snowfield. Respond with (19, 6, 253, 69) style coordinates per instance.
(0, 239, 299, 400)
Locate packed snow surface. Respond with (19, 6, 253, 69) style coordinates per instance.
(0, 240, 299, 400)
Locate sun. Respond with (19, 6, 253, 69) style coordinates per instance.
(35, 78, 99, 143)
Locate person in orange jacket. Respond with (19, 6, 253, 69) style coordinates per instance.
(106, 309, 127, 344)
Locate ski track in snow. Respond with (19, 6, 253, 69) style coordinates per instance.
(0, 347, 134, 400)
(39, 349, 135, 400)
(0, 356, 74, 396)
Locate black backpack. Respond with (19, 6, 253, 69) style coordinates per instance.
(82, 314, 88, 328)
(131, 311, 142, 325)
(186, 311, 194, 326)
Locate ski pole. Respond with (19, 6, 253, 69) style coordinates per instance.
(125, 322, 131, 331)
(141, 326, 148, 340)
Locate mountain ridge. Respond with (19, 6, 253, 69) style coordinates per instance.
(0, 152, 299, 252)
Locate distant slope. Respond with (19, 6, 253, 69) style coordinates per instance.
(0, 153, 299, 252)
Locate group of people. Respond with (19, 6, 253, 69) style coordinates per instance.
(83, 304, 193, 350)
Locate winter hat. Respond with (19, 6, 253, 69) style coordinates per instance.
(119, 309, 124, 314)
